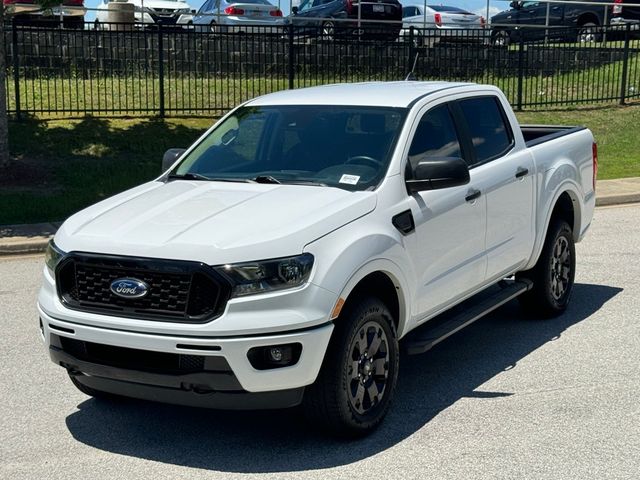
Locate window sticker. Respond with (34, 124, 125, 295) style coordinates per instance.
(339, 174, 360, 185)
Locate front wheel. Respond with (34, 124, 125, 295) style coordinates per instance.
(517, 219, 576, 317)
(303, 297, 399, 437)
(492, 30, 511, 47)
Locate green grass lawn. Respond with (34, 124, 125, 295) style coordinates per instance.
(0, 104, 638, 225)
(515, 104, 640, 179)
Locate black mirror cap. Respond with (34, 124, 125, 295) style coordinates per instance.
(406, 157, 470, 194)
(292, 5, 298, 14)
(162, 148, 186, 172)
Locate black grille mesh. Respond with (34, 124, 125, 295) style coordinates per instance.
(57, 254, 230, 322)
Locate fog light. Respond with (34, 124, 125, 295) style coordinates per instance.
(247, 343, 302, 370)
(269, 347, 284, 362)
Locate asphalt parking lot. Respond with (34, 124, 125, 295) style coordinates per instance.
(1, 204, 639, 480)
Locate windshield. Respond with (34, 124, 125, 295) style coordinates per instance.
(172, 105, 406, 191)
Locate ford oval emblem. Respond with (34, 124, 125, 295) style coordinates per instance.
(110, 278, 149, 299)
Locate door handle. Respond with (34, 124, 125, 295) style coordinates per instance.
(465, 188, 481, 202)
(515, 167, 529, 178)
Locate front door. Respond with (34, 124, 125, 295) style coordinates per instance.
(404, 102, 488, 320)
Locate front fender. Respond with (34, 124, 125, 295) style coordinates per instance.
(304, 225, 415, 338)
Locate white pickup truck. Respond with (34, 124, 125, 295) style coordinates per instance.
(39, 82, 597, 436)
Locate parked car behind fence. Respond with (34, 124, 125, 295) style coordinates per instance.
(490, 0, 611, 45)
(288, 0, 403, 41)
(192, 0, 284, 32)
(94, 0, 191, 28)
(401, 4, 487, 45)
(4, 0, 85, 29)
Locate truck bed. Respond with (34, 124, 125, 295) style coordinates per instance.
(521, 125, 587, 148)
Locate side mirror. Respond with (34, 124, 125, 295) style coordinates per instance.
(162, 148, 186, 172)
(509, 1, 522, 10)
(292, 6, 298, 14)
(405, 157, 470, 194)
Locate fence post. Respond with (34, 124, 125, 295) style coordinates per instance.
(158, 24, 165, 117)
(516, 32, 525, 111)
(287, 24, 295, 90)
(619, 23, 630, 105)
(11, 19, 21, 120)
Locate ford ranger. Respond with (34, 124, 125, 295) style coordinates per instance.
(39, 81, 597, 436)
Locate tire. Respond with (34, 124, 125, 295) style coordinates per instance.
(303, 297, 399, 437)
(492, 30, 510, 47)
(517, 219, 576, 318)
(322, 21, 335, 40)
(68, 372, 118, 400)
(577, 22, 600, 43)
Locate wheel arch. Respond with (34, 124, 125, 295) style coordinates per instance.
(525, 184, 583, 271)
(334, 260, 410, 338)
(577, 13, 600, 27)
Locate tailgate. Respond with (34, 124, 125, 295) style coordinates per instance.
(357, 0, 402, 21)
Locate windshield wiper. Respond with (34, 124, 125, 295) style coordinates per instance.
(167, 172, 211, 181)
(253, 175, 281, 184)
(281, 180, 328, 187)
(167, 173, 255, 183)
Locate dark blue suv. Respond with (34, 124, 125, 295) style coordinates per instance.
(288, 0, 402, 41)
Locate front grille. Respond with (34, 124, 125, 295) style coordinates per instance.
(56, 253, 231, 323)
(58, 336, 231, 374)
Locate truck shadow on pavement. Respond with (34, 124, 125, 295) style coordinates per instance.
(65, 282, 622, 473)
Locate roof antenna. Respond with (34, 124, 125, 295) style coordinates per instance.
(405, 51, 419, 81)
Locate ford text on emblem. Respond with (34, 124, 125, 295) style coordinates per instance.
(110, 278, 149, 299)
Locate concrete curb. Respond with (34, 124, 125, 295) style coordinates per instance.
(1, 182, 639, 256)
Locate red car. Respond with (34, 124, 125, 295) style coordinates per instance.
(4, 0, 86, 29)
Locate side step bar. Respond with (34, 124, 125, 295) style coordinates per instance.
(403, 279, 533, 355)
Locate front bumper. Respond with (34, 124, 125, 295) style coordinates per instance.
(48, 333, 307, 409)
(40, 304, 334, 398)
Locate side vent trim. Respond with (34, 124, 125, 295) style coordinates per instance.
(392, 210, 415, 235)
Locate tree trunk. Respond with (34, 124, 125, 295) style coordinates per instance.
(0, 6, 10, 170)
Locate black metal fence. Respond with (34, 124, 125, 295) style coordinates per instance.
(5, 21, 640, 117)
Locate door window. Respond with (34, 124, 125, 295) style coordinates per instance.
(457, 97, 513, 166)
(407, 104, 463, 174)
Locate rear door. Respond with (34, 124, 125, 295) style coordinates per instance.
(515, 1, 558, 40)
(454, 95, 535, 282)
(293, 0, 337, 27)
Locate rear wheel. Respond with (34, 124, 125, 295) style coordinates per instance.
(517, 219, 575, 317)
(577, 22, 600, 43)
(322, 21, 335, 40)
(303, 297, 399, 437)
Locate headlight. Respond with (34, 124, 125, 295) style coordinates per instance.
(216, 253, 314, 298)
(44, 240, 66, 277)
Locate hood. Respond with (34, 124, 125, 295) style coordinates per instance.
(56, 180, 377, 265)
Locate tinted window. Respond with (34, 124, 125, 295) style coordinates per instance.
(407, 104, 462, 172)
(402, 6, 418, 17)
(458, 97, 512, 165)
